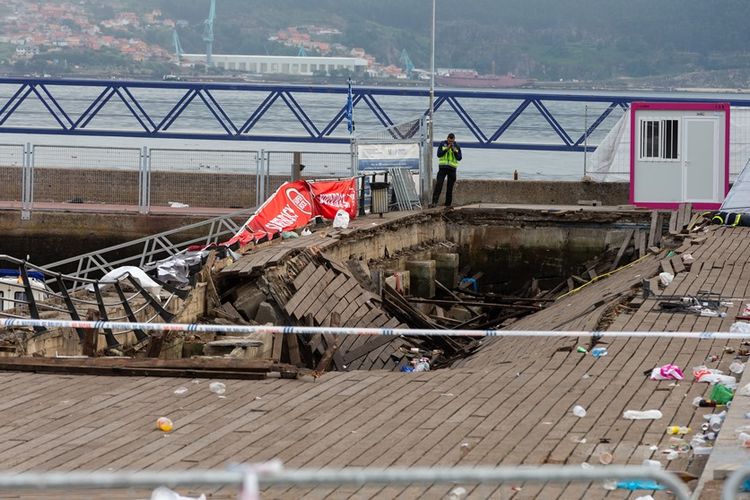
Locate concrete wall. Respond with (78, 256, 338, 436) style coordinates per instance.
(452, 179, 630, 206)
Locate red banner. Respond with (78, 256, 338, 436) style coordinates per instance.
(223, 178, 357, 247)
(310, 178, 358, 220)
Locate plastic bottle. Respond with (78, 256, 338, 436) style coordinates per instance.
(591, 347, 608, 358)
(623, 409, 663, 420)
(708, 414, 725, 432)
(730, 361, 745, 374)
(572, 405, 587, 418)
(666, 426, 690, 435)
(642, 458, 662, 469)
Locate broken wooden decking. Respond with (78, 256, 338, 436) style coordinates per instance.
(0, 216, 746, 498)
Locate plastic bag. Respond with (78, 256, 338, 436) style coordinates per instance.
(710, 383, 734, 404)
(332, 209, 350, 229)
(730, 322, 750, 333)
(650, 364, 684, 380)
(623, 410, 663, 420)
(658, 272, 674, 287)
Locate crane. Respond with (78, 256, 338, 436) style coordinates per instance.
(202, 0, 216, 67)
(172, 29, 183, 60)
(400, 49, 415, 76)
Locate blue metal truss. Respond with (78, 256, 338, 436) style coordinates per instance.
(0, 77, 749, 151)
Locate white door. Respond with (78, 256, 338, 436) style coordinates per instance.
(683, 118, 718, 203)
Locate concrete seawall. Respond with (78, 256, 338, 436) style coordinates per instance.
(453, 179, 630, 206)
(1, 173, 632, 264)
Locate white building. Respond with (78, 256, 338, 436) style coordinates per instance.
(181, 54, 368, 76)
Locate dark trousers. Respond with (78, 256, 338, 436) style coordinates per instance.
(432, 165, 456, 206)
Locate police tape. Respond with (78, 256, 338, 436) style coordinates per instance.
(0, 318, 748, 340)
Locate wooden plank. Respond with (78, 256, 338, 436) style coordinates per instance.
(669, 210, 679, 235)
(647, 211, 659, 248)
(660, 258, 675, 276)
(286, 333, 302, 366)
(284, 265, 326, 316)
(292, 262, 317, 290)
(636, 229, 646, 258)
(670, 254, 686, 274)
(610, 229, 634, 271)
(271, 332, 283, 362)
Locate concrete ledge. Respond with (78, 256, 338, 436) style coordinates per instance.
(453, 179, 630, 206)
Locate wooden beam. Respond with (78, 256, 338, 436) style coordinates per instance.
(610, 229, 635, 271)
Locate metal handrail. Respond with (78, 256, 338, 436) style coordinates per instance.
(0, 465, 690, 499)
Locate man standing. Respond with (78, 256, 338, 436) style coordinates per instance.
(432, 133, 462, 207)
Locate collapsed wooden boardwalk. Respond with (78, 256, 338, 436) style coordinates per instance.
(0, 215, 746, 498)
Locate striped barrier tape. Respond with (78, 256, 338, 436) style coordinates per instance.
(0, 318, 748, 340)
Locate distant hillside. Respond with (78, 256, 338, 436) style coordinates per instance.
(134, 0, 750, 85)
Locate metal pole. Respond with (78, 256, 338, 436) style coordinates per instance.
(0, 466, 690, 500)
(722, 465, 750, 500)
(4, 317, 750, 342)
(583, 105, 588, 178)
(422, 0, 436, 207)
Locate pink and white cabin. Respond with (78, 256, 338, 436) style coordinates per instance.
(630, 102, 730, 209)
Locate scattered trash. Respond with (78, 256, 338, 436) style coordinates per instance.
(576, 346, 588, 353)
(658, 272, 674, 287)
(662, 449, 679, 460)
(634, 496, 656, 500)
(730, 322, 750, 334)
(575, 437, 587, 444)
(707, 412, 726, 432)
(459, 442, 471, 454)
(448, 486, 467, 500)
(681, 253, 694, 264)
(572, 405, 587, 418)
(693, 366, 736, 386)
(602, 480, 618, 491)
(666, 426, 690, 436)
(615, 480, 665, 491)
(582, 373, 591, 379)
(332, 209, 350, 229)
(730, 361, 746, 374)
(173, 387, 188, 396)
(401, 357, 431, 373)
(710, 383, 734, 404)
(168, 201, 189, 208)
(151, 486, 206, 500)
(209, 382, 226, 395)
(510, 486, 523, 492)
(156, 417, 174, 433)
(642, 459, 662, 469)
(738, 432, 750, 447)
(623, 410, 663, 420)
(694, 396, 721, 408)
(300, 228, 312, 236)
(591, 347, 608, 358)
(598, 451, 613, 465)
(692, 445, 713, 456)
(650, 364, 684, 380)
(281, 231, 299, 239)
(649, 445, 659, 451)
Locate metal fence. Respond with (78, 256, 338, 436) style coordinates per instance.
(149, 148, 259, 210)
(0, 143, 24, 207)
(0, 143, 354, 217)
(0, 465, 691, 500)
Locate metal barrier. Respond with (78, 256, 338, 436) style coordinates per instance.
(722, 465, 750, 500)
(0, 465, 690, 499)
(149, 148, 259, 209)
(31, 144, 142, 207)
(5, 318, 750, 342)
(41, 207, 254, 283)
(266, 149, 352, 178)
(0, 143, 24, 207)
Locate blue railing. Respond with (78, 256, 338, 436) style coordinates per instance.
(1, 77, 749, 151)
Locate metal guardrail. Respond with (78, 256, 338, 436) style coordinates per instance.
(42, 207, 254, 283)
(3, 77, 750, 151)
(0, 465, 691, 499)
